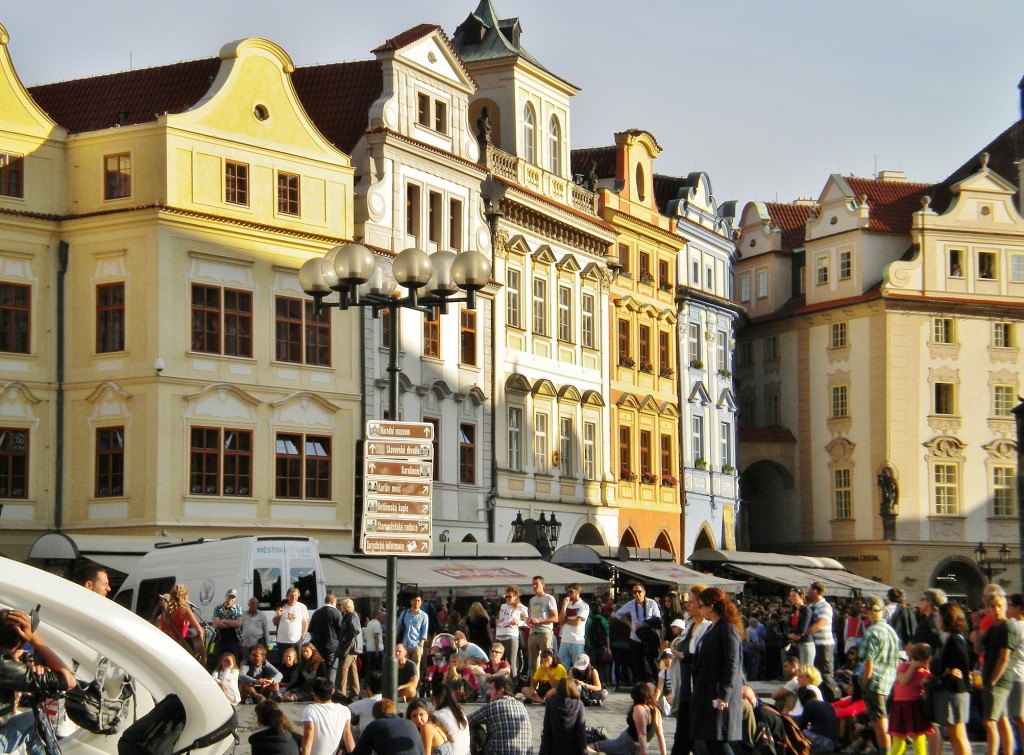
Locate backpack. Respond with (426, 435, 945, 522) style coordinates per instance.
(754, 705, 810, 755)
(588, 614, 609, 648)
(117, 695, 187, 755)
(65, 657, 135, 735)
(778, 710, 812, 755)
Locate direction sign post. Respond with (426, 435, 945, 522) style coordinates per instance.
(362, 420, 434, 557)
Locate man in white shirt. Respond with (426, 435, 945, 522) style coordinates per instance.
(557, 583, 590, 670)
(362, 606, 384, 677)
(301, 677, 354, 755)
(526, 576, 558, 681)
(273, 586, 309, 660)
(347, 671, 383, 742)
(614, 582, 661, 682)
(242, 597, 270, 659)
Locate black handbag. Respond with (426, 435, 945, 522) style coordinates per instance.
(920, 676, 941, 723)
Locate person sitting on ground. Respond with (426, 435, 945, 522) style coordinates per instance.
(541, 676, 587, 755)
(466, 644, 511, 702)
(794, 664, 826, 717)
(212, 651, 241, 705)
(772, 655, 800, 713)
(395, 643, 421, 702)
(468, 676, 533, 755)
(453, 631, 489, 696)
(249, 698, 302, 755)
(522, 648, 567, 704)
(300, 677, 354, 755)
(275, 647, 303, 702)
(0, 607, 77, 755)
(352, 698, 424, 755)
(406, 698, 453, 755)
(589, 681, 666, 755)
(570, 653, 608, 706)
(295, 643, 323, 701)
(347, 671, 383, 742)
(240, 644, 283, 703)
(797, 686, 839, 754)
(432, 682, 470, 755)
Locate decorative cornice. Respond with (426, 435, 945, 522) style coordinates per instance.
(502, 198, 610, 257)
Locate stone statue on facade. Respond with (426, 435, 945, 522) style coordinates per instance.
(476, 106, 492, 148)
(877, 467, 898, 540)
(586, 160, 599, 192)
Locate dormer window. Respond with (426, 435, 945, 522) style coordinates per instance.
(548, 116, 561, 175)
(522, 103, 536, 164)
(0, 152, 24, 198)
(416, 92, 448, 135)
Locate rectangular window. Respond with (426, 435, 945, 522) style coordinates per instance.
(104, 153, 131, 199)
(277, 172, 300, 215)
(557, 286, 572, 342)
(739, 276, 751, 302)
(659, 331, 670, 374)
(639, 252, 652, 284)
(448, 198, 463, 251)
(816, 256, 829, 285)
(532, 278, 547, 335)
(581, 294, 595, 348)
(0, 152, 24, 198)
(831, 322, 847, 349)
(691, 416, 704, 465)
(764, 335, 778, 361)
(424, 417, 440, 481)
(688, 323, 701, 363)
(717, 331, 728, 372)
(534, 412, 548, 474)
(979, 251, 996, 280)
(434, 100, 448, 134)
(765, 395, 780, 427)
(619, 426, 631, 478)
(660, 434, 672, 480)
(1011, 254, 1024, 283)
(0, 283, 30, 354)
(706, 265, 713, 289)
(96, 282, 125, 353)
(460, 309, 477, 365)
(933, 463, 958, 515)
(994, 385, 1015, 417)
(275, 433, 330, 500)
(583, 422, 596, 481)
(423, 310, 440, 358)
(417, 93, 430, 127)
(225, 160, 248, 206)
(191, 285, 252, 357)
(618, 244, 630, 274)
(223, 289, 253, 357)
(274, 296, 330, 366)
(993, 466, 1017, 517)
(380, 308, 392, 350)
(720, 422, 732, 468)
(0, 428, 28, 498)
(934, 382, 955, 415)
(658, 259, 671, 291)
(933, 317, 954, 344)
(190, 427, 252, 497)
(949, 250, 963, 277)
(692, 259, 699, 285)
(190, 284, 220, 354)
(459, 424, 476, 485)
(506, 269, 521, 328)
(839, 250, 852, 280)
(428, 191, 443, 245)
(639, 430, 652, 477)
(95, 426, 125, 497)
(831, 385, 848, 418)
(507, 407, 522, 471)
(994, 322, 1014, 349)
(833, 469, 852, 519)
(618, 319, 631, 363)
(757, 270, 769, 298)
(739, 341, 753, 367)
(406, 184, 421, 239)
(639, 325, 651, 368)
(559, 417, 574, 477)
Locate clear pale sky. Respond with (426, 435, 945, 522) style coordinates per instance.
(3, 1, 1020, 208)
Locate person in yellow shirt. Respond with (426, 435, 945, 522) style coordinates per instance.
(522, 648, 567, 703)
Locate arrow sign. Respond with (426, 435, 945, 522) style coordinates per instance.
(364, 498, 430, 516)
(366, 480, 431, 498)
(366, 421, 434, 441)
(365, 440, 434, 459)
(362, 535, 432, 555)
(365, 460, 431, 478)
(363, 517, 432, 536)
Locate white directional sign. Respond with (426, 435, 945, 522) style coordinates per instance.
(362, 421, 434, 556)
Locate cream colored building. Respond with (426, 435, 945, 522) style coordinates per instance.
(736, 160, 1024, 602)
(0, 29, 361, 564)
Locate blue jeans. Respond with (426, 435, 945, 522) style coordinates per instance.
(559, 642, 585, 670)
(0, 711, 44, 755)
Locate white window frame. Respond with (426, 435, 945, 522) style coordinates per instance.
(583, 422, 596, 481)
(833, 468, 852, 519)
(831, 385, 848, 418)
(534, 411, 548, 473)
(994, 385, 1015, 416)
(816, 256, 829, 285)
(581, 293, 595, 348)
(532, 277, 547, 336)
(559, 416, 574, 477)
(557, 285, 572, 342)
(933, 462, 959, 515)
(506, 268, 521, 328)
(993, 465, 1016, 517)
(522, 103, 536, 164)
(691, 415, 704, 466)
(507, 406, 522, 471)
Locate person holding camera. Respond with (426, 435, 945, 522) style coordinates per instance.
(615, 583, 662, 683)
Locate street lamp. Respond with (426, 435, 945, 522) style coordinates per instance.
(300, 241, 490, 701)
(974, 542, 1011, 583)
(510, 511, 526, 543)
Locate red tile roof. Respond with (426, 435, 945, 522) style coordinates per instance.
(291, 60, 383, 154)
(28, 58, 221, 134)
(932, 119, 1023, 213)
(763, 202, 815, 252)
(843, 176, 932, 234)
(570, 146, 615, 180)
(653, 174, 687, 216)
(738, 427, 797, 444)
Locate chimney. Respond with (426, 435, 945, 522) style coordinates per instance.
(877, 170, 907, 182)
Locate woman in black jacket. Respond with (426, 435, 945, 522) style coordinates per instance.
(249, 699, 301, 755)
(690, 587, 744, 755)
(540, 676, 587, 755)
(932, 602, 971, 755)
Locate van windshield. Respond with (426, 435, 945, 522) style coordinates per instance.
(253, 568, 282, 610)
(291, 564, 318, 610)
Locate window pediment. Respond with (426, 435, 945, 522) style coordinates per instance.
(923, 435, 966, 460)
(532, 245, 557, 265)
(556, 254, 581, 273)
(532, 378, 557, 397)
(506, 373, 532, 394)
(687, 382, 712, 405)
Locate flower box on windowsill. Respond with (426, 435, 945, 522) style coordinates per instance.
(638, 359, 653, 373)
(639, 273, 655, 286)
(660, 367, 674, 378)
(718, 369, 732, 378)
(619, 356, 636, 368)
(641, 472, 657, 484)
(659, 282, 673, 293)
(661, 475, 678, 487)
(620, 469, 637, 482)
(694, 458, 708, 470)
(690, 359, 704, 370)
(723, 464, 735, 474)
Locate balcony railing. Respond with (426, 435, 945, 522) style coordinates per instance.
(484, 145, 597, 215)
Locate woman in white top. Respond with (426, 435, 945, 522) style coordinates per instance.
(495, 585, 529, 680)
(432, 682, 471, 755)
(211, 652, 241, 705)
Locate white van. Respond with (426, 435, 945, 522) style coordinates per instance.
(114, 536, 326, 635)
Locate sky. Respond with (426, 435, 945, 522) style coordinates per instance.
(2, 1, 1020, 209)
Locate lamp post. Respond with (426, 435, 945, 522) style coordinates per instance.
(974, 542, 1011, 583)
(300, 242, 490, 701)
(510, 510, 562, 557)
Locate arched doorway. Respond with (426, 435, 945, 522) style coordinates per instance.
(461, 533, 477, 543)
(573, 522, 606, 546)
(741, 459, 798, 550)
(619, 528, 639, 548)
(653, 531, 676, 561)
(931, 556, 986, 609)
(692, 524, 716, 554)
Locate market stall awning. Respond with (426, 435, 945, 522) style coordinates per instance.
(801, 568, 891, 599)
(321, 556, 387, 598)
(727, 563, 854, 598)
(337, 557, 607, 598)
(29, 533, 161, 574)
(601, 558, 745, 594)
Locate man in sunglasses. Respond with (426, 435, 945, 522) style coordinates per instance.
(614, 582, 661, 682)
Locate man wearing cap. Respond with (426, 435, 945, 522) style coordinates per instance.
(0, 608, 77, 755)
(211, 588, 243, 666)
(557, 583, 590, 670)
(858, 595, 900, 755)
(910, 588, 946, 652)
(806, 581, 837, 698)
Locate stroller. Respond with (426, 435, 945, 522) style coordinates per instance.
(424, 633, 457, 696)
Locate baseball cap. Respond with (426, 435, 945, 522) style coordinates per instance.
(671, 618, 686, 631)
(226, 589, 238, 598)
(573, 654, 591, 671)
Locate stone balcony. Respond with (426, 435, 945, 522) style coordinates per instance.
(484, 145, 598, 215)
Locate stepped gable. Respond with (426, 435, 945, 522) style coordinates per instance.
(292, 60, 383, 154)
(27, 58, 221, 134)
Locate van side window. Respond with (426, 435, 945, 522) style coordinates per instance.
(291, 566, 318, 610)
(114, 588, 134, 611)
(138, 576, 175, 620)
(253, 568, 282, 611)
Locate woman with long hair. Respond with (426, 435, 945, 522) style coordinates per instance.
(590, 681, 666, 755)
(464, 601, 493, 650)
(689, 587, 743, 755)
(495, 585, 528, 681)
(273, 647, 302, 702)
(297, 642, 323, 699)
(211, 652, 241, 705)
(406, 697, 453, 755)
(432, 682, 470, 755)
(159, 584, 205, 664)
(932, 602, 971, 755)
(541, 676, 587, 755)
(249, 698, 300, 755)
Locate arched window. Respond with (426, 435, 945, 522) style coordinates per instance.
(522, 103, 536, 164)
(548, 116, 561, 175)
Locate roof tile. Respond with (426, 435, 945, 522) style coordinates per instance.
(570, 146, 615, 180)
(292, 60, 383, 154)
(763, 202, 815, 252)
(843, 176, 932, 234)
